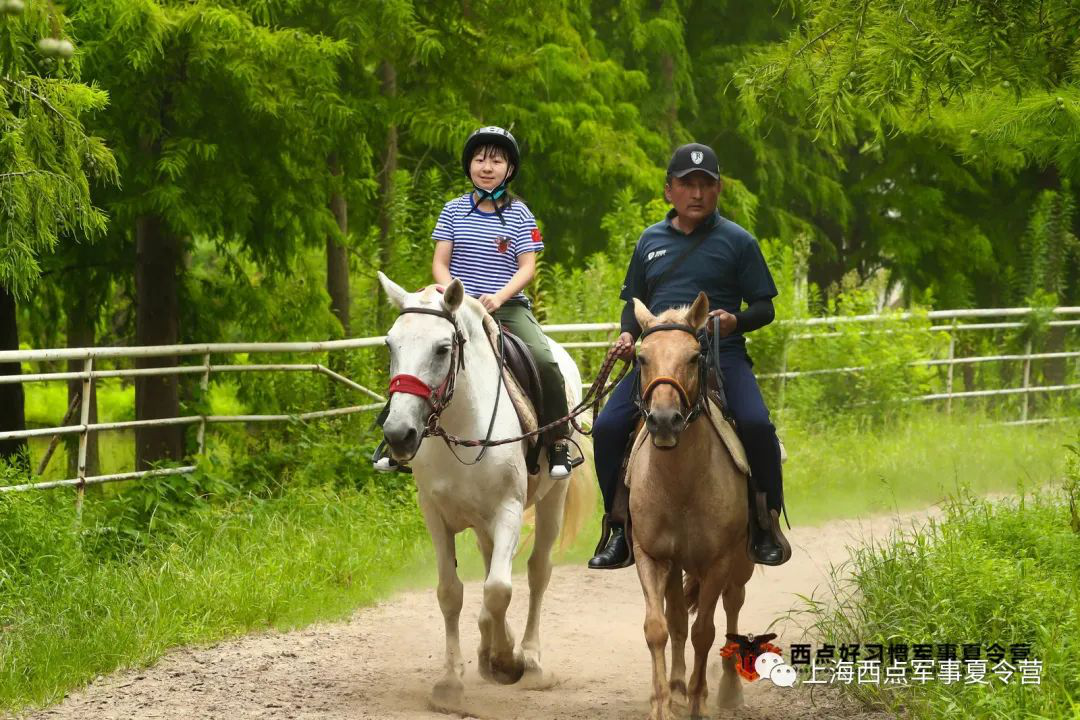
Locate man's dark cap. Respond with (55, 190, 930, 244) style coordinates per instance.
(667, 143, 720, 179)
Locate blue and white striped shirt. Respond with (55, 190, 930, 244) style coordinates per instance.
(432, 193, 544, 300)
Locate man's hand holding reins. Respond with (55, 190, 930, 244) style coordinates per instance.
(708, 309, 737, 337)
(610, 331, 636, 360)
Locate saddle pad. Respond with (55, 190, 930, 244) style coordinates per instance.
(623, 404, 751, 487)
(705, 404, 751, 476)
(481, 314, 539, 443)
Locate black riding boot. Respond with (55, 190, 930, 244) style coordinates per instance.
(588, 514, 633, 569)
(748, 489, 790, 566)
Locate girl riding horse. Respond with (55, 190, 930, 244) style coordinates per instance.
(374, 126, 577, 478)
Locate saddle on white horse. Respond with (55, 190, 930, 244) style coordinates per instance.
(481, 314, 540, 445)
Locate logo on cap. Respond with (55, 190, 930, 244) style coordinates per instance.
(691, 150, 704, 164)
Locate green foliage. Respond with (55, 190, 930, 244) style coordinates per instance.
(0, 0, 116, 297)
(808, 488, 1080, 718)
(0, 478, 427, 710)
(739, 0, 1080, 306)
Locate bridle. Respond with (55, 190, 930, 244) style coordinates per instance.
(384, 304, 505, 465)
(386, 306, 467, 416)
(633, 321, 710, 426)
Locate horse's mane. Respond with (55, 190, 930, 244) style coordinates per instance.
(412, 284, 489, 337)
(654, 303, 695, 325)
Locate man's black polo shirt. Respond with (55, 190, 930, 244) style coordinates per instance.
(619, 209, 777, 353)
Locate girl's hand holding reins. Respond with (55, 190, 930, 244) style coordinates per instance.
(479, 294, 504, 313)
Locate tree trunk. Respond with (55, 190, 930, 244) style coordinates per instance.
(0, 287, 27, 465)
(66, 302, 99, 479)
(134, 214, 183, 469)
(376, 60, 398, 332)
(327, 153, 350, 336)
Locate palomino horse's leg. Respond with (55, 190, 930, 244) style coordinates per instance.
(418, 498, 465, 710)
(664, 566, 689, 712)
(519, 481, 566, 687)
(477, 501, 526, 685)
(716, 583, 747, 710)
(687, 570, 725, 718)
(635, 547, 673, 720)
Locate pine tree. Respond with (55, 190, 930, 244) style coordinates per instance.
(67, 0, 349, 468)
(0, 0, 116, 463)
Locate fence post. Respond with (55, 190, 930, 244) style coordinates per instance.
(945, 322, 956, 415)
(777, 333, 791, 415)
(197, 353, 211, 455)
(1021, 337, 1033, 423)
(75, 357, 93, 518)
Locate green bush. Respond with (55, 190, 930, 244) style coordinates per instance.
(807, 455, 1080, 718)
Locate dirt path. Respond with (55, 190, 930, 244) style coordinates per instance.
(26, 509, 938, 720)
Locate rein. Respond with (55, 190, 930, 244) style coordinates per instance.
(385, 305, 630, 464)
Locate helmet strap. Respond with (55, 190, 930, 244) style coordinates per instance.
(473, 184, 507, 202)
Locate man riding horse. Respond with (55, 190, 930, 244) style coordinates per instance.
(588, 142, 791, 569)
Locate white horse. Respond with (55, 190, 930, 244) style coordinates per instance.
(377, 272, 593, 709)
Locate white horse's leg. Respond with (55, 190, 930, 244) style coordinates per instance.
(477, 500, 525, 685)
(418, 498, 465, 710)
(473, 529, 496, 682)
(519, 480, 566, 687)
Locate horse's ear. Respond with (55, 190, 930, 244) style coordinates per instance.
(378, 271, 407, 310)
(687, 292, 709, 330)
(633, 298, 655, 330)
(443, 278, 465, 313)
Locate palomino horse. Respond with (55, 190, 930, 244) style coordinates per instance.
(628, 292, 754, 719)
(377, 272, 592, 709)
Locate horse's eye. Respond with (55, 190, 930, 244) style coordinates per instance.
(689, 354, 700, 364)
(435, 345, 451, 356)
(637, 355, 648, 367)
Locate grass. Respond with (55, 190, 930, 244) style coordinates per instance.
(780, 413, 1074, 525)
(0, 409, 1074, 713)
(0, 483, 429, 710)
(804, 488, 1080, 719)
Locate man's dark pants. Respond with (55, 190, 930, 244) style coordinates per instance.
(593, 350, 783, 515)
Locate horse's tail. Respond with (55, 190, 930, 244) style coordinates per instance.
(558, 410, 597, 551)
(684, 573, 701, 616)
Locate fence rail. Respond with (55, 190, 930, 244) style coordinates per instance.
(2, 306, 1078, 496)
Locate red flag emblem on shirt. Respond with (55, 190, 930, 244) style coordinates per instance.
(531, 228, 542, 245)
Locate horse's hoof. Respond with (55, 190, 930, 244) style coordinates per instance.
(476, 649, 495, 682)
(429, 679, 465, 713)
(714, 691, 745, 710)
(519, 665, 557, 690)
(489, 648, 525, 685)
(668, 679, 688, 709)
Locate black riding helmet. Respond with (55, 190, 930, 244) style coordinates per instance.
(461, 126, 520, 185)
